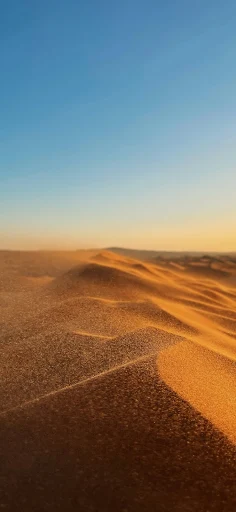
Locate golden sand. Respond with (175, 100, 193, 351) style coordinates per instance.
(0, 249, 235, 510)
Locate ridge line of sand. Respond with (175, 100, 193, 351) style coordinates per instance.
(1, 351, 157, 417)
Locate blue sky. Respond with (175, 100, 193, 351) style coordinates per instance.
(1, 1, 236, 250)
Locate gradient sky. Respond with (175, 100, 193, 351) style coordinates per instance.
(1, 1, 236, 251)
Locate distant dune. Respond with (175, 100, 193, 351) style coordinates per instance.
(0, 248, 235, 511)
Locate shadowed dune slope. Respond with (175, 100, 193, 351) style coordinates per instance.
(1, 356, 236, 511)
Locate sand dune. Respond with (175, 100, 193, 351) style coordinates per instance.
(0, 325, 180, 413)
(0, 249, 236, 510)
(50, 260, 158, 300)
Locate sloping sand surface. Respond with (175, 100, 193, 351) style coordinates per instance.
(0, 249, 236, 510)
(158, 341, 236, 444)
(1, 357, 236, 512)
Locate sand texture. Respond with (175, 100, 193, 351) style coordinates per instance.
(0, 249, 236, 511)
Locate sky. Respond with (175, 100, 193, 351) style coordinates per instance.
(1, 0, 236, 251)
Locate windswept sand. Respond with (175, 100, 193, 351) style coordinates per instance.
(0, 249, 236, 511)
